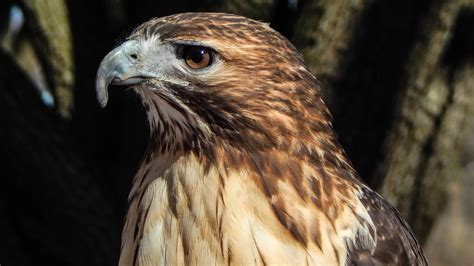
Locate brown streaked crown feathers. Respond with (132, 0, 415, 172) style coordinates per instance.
(96, 12, 427, 266)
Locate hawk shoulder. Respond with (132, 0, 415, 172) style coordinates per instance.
(348, 187, 428, 265)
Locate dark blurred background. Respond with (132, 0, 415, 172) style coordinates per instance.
(0, 0, 473, 265)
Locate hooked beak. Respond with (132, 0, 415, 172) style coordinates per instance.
(95, 40, 157, 107)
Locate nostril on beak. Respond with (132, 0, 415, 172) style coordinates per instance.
(130, 53, 138, 60)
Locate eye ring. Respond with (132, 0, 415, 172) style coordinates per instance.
(182, 46, 213, 69)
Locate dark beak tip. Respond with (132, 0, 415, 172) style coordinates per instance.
(99, 100, 108, 108)
(97, 92, 109, 108)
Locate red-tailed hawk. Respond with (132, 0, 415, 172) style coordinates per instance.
(96, 13, 427, 266)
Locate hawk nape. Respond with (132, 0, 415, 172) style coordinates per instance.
(96, 13, 427, 266)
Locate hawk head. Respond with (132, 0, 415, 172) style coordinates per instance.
(96, 13, 332, 159)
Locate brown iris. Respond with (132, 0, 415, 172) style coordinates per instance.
(184, 46, 213, 69)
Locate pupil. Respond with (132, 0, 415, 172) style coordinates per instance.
(190, 49, 204, 63)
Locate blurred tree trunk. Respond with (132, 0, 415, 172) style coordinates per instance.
(21, 0, 74, 118)
(2, 0, 76, 118)
(376, 0, 474, 242)
(0, 0, 473, 265)
(0, 1, 120, 265)
(291, 0, 474, 243)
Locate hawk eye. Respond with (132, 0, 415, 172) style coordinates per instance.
(182, 46, 213, 69)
